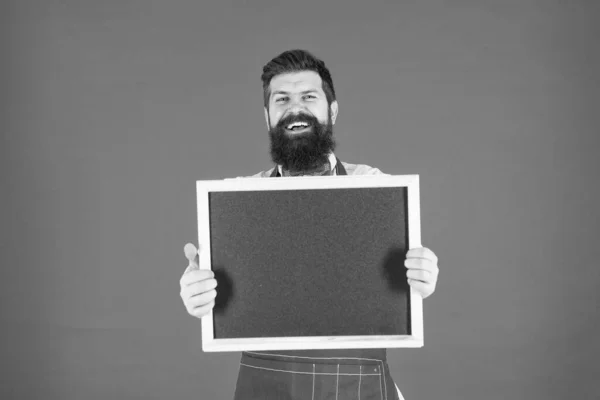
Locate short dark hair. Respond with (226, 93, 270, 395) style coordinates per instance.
(261, 49, 336, 108)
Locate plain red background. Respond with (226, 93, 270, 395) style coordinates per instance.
(1, 1, 599, 399)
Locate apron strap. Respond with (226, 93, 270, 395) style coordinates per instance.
(270, 157, 347, 177)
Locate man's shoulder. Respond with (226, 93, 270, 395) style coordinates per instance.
(341, 161, 388, 176)
(234, 161, 387, 179)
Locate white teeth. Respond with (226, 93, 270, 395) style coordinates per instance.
(287, 122, 309, 129)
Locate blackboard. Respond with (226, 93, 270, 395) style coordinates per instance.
(196, 175, 422, 352)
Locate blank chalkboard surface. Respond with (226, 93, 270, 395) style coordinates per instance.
(196, 175, 422, 352)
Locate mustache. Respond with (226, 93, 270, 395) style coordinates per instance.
(276, 112, 320, 128)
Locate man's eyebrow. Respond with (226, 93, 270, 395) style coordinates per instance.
(271, 89, 319, 97)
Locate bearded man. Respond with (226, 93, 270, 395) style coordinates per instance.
(179, 49, 440, 400)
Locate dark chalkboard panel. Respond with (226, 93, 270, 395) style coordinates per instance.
(196, 175, 422, 352)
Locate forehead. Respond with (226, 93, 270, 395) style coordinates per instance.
(269, 71, 324, 94)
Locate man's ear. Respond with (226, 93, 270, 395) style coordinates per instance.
(330, 101, 339, 125)
(264, 107, 270, 129)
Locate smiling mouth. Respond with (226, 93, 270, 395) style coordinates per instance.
(285, 123, 313, 134)
(285, 126, 312, 134)
(286, 121, 312, 130)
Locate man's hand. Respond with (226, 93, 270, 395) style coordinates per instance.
(179, 243, 218, 319)
(405, 247, 439, 299)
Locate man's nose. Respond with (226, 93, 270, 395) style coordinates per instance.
(287, 102, 308, 115)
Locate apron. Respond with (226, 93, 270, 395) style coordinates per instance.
(268, 157, 348, 177)
(233, 158, 401, 400)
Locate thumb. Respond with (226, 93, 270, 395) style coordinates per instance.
(183, 243, 200, 270)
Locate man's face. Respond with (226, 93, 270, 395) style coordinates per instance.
(265, 71, 339, 173)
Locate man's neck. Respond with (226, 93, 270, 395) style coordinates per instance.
(281, 160, 331, 177)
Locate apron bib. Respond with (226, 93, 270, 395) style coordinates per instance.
(269, 157, 348, 177)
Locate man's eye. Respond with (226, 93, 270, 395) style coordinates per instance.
(275, 97, 288, 103)
(304, 95, 316, 99)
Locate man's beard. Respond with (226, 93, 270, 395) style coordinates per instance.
(268, 110, 336, 174)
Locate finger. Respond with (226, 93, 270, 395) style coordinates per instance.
(405, 258, 425, 269)
(188, 300, 215, 318)
(406, 247, 438, 263)
(181, 280, 216, 306)
(182, 278, 218, 297)
(407, 269, 430, 283)
(405, 258, 439, 274)
(180, 269, 216, 287)
(188, 289, 217, 308)
(180, 271, 215, 290)
(184, 243, 200, 270)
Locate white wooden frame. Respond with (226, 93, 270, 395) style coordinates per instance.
(196, 174, 423, 352)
